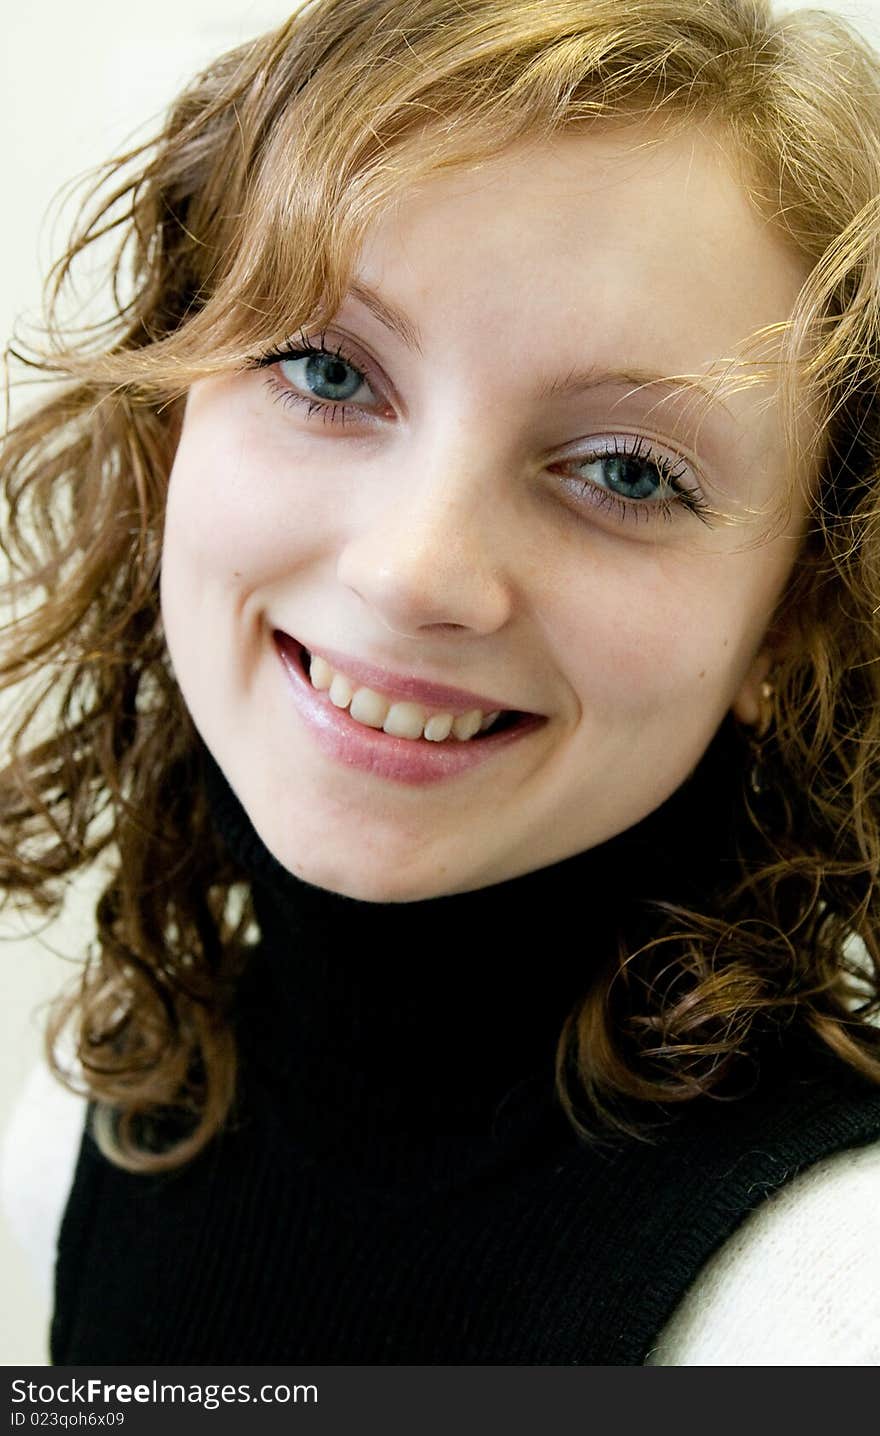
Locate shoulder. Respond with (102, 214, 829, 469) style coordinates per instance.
(648, 1137, 880, 1365)
(1, 1061, 88, 1304)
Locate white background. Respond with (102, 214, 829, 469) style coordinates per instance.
(0, 0, 296, 1367)
(2, 0, 880, 1367)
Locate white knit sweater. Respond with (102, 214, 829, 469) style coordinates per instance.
(4, 1061, 880, 1366)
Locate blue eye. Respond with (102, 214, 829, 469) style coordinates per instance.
(575, 441, 683, 500)
(256, 333, 380, 424)
(278, 350, 370, 405)
(555, 437, 711, 525)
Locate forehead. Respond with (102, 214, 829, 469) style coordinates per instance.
(343, 121, 814, 510)
(354, 120, 809, 383)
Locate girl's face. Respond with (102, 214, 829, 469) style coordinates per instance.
(161, 122, 811, 901)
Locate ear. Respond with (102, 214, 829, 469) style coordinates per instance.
(730, 646, 775, 728)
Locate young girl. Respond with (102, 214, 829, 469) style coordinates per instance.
(4, 0, 880, 1366)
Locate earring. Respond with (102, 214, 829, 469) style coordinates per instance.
(755, 679, 775, 739)
(748, 679, 775, 798)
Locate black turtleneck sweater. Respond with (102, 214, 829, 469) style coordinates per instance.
(51, 746, 880, 1365)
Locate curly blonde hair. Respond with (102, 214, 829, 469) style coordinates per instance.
(3, 0, 880, 1172)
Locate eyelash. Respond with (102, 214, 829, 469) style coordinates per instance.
(256, 331, 380, 428)
(555, 436, 712, 527)
(253, 334, 712, 527)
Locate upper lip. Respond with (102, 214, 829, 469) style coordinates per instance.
(276, 630, 534, 716)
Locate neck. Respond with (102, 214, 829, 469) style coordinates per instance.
(198, 724, 739, 1179)
(200, 744, 621, 1177)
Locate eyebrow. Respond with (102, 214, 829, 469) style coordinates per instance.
(347, 280, 736, 417)
(348, 281, 424, 353)
(534, 365, 737, 416)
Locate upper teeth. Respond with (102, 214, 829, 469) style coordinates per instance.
(308, 653, 502, 742)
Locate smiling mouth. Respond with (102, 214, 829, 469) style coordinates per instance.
(295, 640, 532, 742)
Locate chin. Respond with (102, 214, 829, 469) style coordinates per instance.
(299, 861, 457, 905)
(260, 825, 460, 905)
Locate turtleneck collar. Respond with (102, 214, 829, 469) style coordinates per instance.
(198, 741, 619, 1178)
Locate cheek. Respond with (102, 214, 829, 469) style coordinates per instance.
(549, 553, 736, 721)
(160, 398, 337, 607)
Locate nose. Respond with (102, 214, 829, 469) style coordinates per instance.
(336, 457, 515, 637)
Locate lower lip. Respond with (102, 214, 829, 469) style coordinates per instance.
(273, 630, 546, 787)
